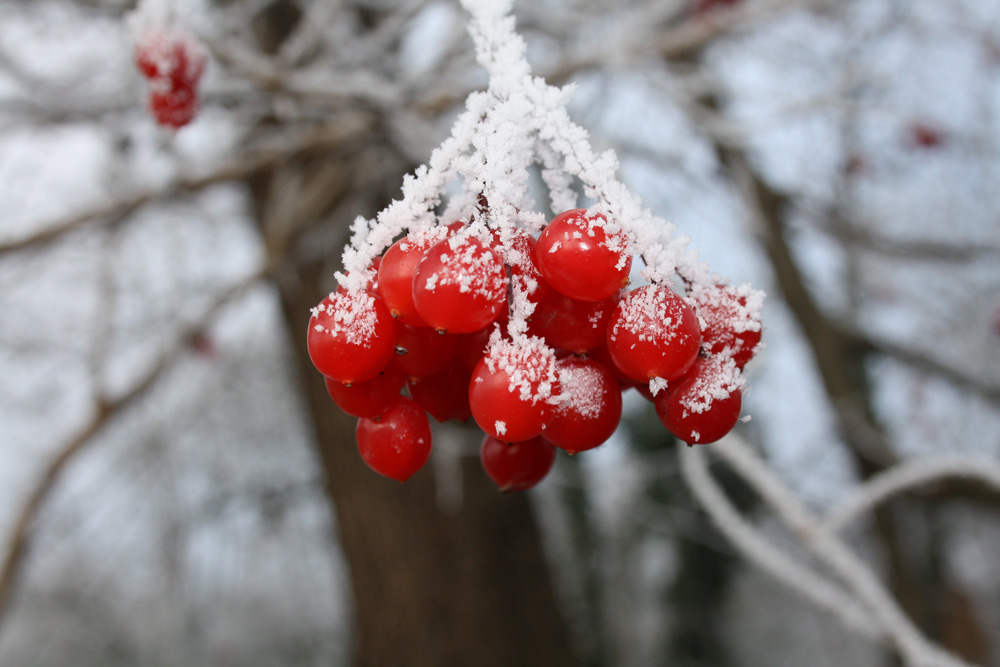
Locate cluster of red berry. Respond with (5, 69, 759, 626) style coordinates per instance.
(135, 29, 206, 129)
(307, 209, 761, 491)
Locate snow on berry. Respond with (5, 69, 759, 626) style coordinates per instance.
(545, 357, 622, 453)
(655, 356, 744, 445)
(607, 285, 701, 382)
(691, 283, 763, 368)
(483, 334, 559, 404)
(413, 235, 507, 333)
(469, 335, 560, 442)
(535, 209, 633, 302)
(307, 291, 397, 383)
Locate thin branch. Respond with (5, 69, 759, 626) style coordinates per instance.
(820, 456, 1000, 536)
(0, 114, 373, 258)
(688, 436, 978, 667)
(863, 336, 1000, 406)
(822, 221, 1000, 264)
(0, 264, 271, 632)
(677, 443, 881, 638)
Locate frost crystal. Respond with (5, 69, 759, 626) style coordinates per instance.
(556, 363, 608, 418)
(649, 377, 669, 397)
(679, 356, 745, 414)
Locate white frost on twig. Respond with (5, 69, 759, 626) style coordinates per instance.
(683, 436, 978, 667)
(819, 455, 1000, 536)
(337, 0, 764, 349)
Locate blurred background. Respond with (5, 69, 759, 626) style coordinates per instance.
(1, 0, 1000, 665)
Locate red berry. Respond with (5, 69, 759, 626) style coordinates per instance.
(356, 397, 432, 482)
(535, 209, 632, 302)
(377, 228, 452, 326)
(324, 364, 405, 418)
(413, 235, 507, 333)
(544, 357, 622, 454)
(908, 122, 945, 149)
(695, 285, 762, 369)
(480, 435, 556, 492)
(469, 338, 559, 442)
(407, 365, 473, 423)
(307, 292, 397, 383)
(148, 85, 198, 129)
(456, 322, 500, 372)
(528, 289, 618, 353)
(607, 285, 701, 382)
(393, 324, 458, 379)
(135, 30, 206, 86)
(654, 357, 742, 445)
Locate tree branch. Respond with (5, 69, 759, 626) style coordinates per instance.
(683, 437, 978, 667)
(863, 336, 1000, 406)
(0, 114, 373, 258)
(820, 456, 1000, 536)
(0, 265, 271, 632)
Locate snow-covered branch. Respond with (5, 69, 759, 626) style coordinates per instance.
(820, 456, 1000, 536)
(681, 436, 979, 667)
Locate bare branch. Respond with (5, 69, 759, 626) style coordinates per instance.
(822, 222, 1000, 264)
(820, 456, 1000, 536)
(864, 336, 1000, 406)
(677, 441, 880, 637)
(684, 437, 979, 667)
(0, 114, 374, 258)
(0, 264, 271, 631)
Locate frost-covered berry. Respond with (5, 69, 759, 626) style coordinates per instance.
(307, 292, 397, 383)
(607, 285, 701, 382)
(535, 209, 632, 302)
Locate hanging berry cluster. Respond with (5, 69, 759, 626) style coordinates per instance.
(307, 0, 763, 491)
(130, 10, 206, 130)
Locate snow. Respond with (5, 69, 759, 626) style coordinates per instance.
(555, 361, 609, 419)
(608, 285, 687, 343)
(484, 334, 559, 404)
(310, 292, 381, 347)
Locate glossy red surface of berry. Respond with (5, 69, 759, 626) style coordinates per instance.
(393, 324, 458, 379)
(535, 209, 632, 302)
(324, 364, 405, 418)
(356, 397, 432, 482)
(480, 435, 556, 492)
(528, 289, 618, 354)
(468, 342, 559, 443)
(378, 229, 451, 326)
(544, 357, 622, 454)
(654, 358, 742, 445)
(407, 365, 473, 423)
(307, 292, 397, 383)
(607, 285, 701, 382)
(413, 235, 507, 333)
